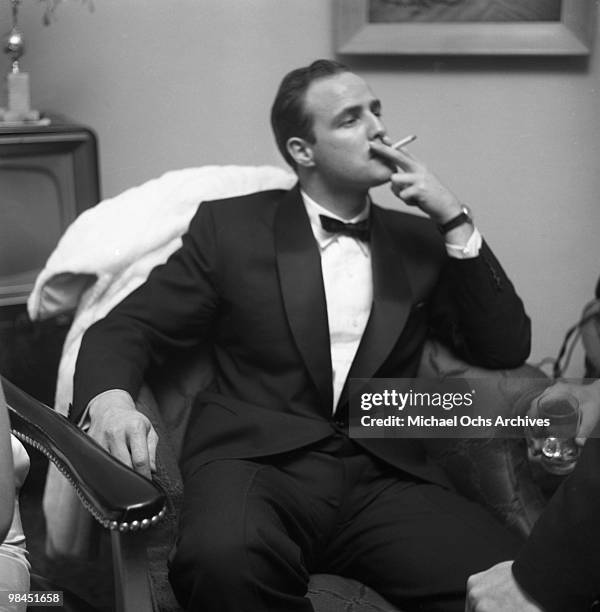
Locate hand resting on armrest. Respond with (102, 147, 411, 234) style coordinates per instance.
(87, 390, 158, 478)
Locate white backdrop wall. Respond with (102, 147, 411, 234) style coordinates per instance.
(2, 0, 599, 375)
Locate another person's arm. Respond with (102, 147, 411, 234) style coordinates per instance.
(512, 435, 600, 611)
(466, 442, 600, 611)
(0, 382, 15, 543)
(467, 381, 600, 611)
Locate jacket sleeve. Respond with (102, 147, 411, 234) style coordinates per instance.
(512, 437, 600, 611)
(429, 239, 531, 369)
(72, 203, 220, 422)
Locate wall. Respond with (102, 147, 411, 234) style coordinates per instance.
(2, 0, 599, 375)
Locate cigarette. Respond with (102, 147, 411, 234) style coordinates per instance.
(392, 135, 417, 149)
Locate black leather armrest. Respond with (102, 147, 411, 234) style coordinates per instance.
(3, 375, 167, 532)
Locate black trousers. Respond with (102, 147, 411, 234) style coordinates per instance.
(168, 434, 521, 612)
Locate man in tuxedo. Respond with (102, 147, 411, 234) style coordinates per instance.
(73, 59, 531, 611)
(466, 379, 600, 611)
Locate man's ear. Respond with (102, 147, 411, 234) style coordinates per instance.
(286, 137, 315, 168)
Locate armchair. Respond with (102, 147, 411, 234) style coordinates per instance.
(5, 341, 555, 612)
(128, 339, 553, 612)
(2, 342, 551, 612)
(4, 375, 167, 612)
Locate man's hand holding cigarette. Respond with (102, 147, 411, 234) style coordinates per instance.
(370, 137, 465, 227)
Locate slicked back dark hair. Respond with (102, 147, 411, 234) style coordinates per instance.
(270, 59, 349, 168)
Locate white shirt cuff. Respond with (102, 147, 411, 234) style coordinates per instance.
(445, 227, 482, 259)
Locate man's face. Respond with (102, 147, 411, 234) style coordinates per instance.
(300, 72, 394, 189)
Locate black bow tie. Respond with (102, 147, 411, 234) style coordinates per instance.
(319, 215, 370, 242)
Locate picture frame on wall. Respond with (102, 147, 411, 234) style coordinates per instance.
(335, 0, 596, 56)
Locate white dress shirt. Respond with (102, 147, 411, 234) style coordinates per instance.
(302, 192, 373, 412)
(301, 191, 482, 413)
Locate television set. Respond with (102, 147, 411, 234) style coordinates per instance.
(0, 120, 100, 306)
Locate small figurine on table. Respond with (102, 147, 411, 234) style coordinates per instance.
(1, 0, 41, 123)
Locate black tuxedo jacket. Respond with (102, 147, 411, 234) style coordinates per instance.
(74, 185, 530, 483)
(513, 437, 600, 611)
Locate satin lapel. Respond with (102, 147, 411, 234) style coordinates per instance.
(344, 206, 413, 389)
(275, 185, 333, 411)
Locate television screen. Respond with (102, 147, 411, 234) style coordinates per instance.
(0, 123, 100, 306)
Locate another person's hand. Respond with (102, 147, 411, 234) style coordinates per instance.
(87, 389, 158, 478)
(369, 140, 463, 223)
(529, 379, 600, 450)
(465, 561, 542, 612)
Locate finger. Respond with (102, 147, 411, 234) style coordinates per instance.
(577, 415, 595, 440)
(390, 173, 421, 201)
(128, 429, 152, 478)
(390, 172, 419, 187)
(369, 141, 419, 172)
(147, 427, 159, 473)
(397, 186, 421, 203)
(572, 399, 598, 446)
(108, 435, 136, 471)
(89, 424, 126, 459)
(88, 423, 134, 471)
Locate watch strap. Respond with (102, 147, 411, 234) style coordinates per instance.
(438, 206, 472, 234)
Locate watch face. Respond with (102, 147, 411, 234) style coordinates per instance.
(461, 204, 473, 221)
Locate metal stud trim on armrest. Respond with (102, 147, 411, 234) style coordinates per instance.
(4, 376, 167, 532)
(11, 428, 167, 532)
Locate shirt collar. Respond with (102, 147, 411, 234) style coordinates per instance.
(301, 190, 370, 250)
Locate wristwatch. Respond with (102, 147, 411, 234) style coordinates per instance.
(438, 204, 473, 234)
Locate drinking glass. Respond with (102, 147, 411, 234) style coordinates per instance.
(526, 392, 581, 475)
